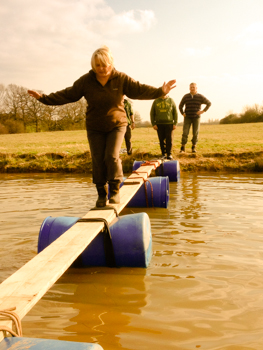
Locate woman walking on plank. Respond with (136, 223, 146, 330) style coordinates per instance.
(28, 46, 176, 207)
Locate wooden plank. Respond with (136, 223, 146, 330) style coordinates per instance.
(0, 160, 161, 340)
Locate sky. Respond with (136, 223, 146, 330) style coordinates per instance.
(1, 0, 263, 123)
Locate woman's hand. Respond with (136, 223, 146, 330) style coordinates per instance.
(162, 80, 176, 95)
(27, 90, 42, 99)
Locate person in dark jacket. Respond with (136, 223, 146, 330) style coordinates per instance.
(150, 95, 177, 160)
(28, 46, 176, 207)
(179, 83, 211, 153)
(123, 97, 135, 155)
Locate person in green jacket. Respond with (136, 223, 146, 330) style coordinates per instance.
(150, 95, 178, 160)
(123, 97, 135, 155)
(28, 46, 176, 207)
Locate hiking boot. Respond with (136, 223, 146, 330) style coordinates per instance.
(192, 145, 196, 153)
(109, 180, 120, 204)
(180, 145, 185, 153)
(167, 154, 173, 160)
(95, 184, 108, 207)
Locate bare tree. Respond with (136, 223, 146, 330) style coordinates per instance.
(41, 104, 59, 131)
(3, 84, 21, 120)
(3, 84, 32, 131)
(57, 98, 86, 130)
(0, 84, 5, 107)
(1, 83, 87, 132)
(26, 91, 45, 132)
(134, 111, 142, 126)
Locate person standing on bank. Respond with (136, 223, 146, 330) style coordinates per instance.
(123, 96, 135, 155)
(179, 83, 211, 153)
(150, 94, 178, 160)
(28, 46, 176, 207)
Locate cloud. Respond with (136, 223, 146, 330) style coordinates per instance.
(235, 22, 263, 47)
(0, 0, 156, 88)
(104, 9, 156, 35)
(182, 47, 212, 58)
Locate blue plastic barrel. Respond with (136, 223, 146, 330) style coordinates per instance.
(0, 337, 103, 350)
(132, 160, 145, 171)
(38, 213, 152, 268)
(121, 176, 169, 208)
(133, 160, 180, 182)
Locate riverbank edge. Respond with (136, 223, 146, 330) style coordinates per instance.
(0, 151, 263, 173)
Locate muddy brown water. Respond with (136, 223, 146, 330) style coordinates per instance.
(1, 173, 263, 350)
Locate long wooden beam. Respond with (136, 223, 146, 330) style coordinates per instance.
(0, 160, 161, 341)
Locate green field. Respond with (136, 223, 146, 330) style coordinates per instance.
(0, 123, 263, 173)
(1, 123, 263, 155)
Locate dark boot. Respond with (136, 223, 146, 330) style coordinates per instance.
(109, 180, 120, 204)
(192, 145, 196, 153)
(96, 184, 108, 207)
(180, 145, 185, 153)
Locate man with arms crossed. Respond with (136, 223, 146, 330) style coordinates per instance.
(179, 83, 211, 153)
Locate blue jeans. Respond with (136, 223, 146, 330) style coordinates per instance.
(181, 116, 200, 145)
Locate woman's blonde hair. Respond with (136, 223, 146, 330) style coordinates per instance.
(91, 46, 114, 71)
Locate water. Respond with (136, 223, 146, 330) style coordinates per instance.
(1, 173, 263, 350)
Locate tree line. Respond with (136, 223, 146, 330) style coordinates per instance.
(0, 82, 223, 134)
(220, 104, 263, 124)
(0, 83, 150, 134)
(0, 84, 87, 134)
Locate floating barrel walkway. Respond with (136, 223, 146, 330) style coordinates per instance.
(133, 159, 180, 182)
(38, 212, 152, 268)
(0, 159, 180, 349)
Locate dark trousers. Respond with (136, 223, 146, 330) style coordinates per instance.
(87, 126, 126, 185)
(124, 125, 132, 154)
(156, 124, 174, 156)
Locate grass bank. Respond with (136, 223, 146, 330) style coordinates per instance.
(0, 123, 263, 173)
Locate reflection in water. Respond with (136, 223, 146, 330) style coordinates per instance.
(64, 268, 147, 348)
(26, 268, 148, 348)
(1, 173, 263, 349)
